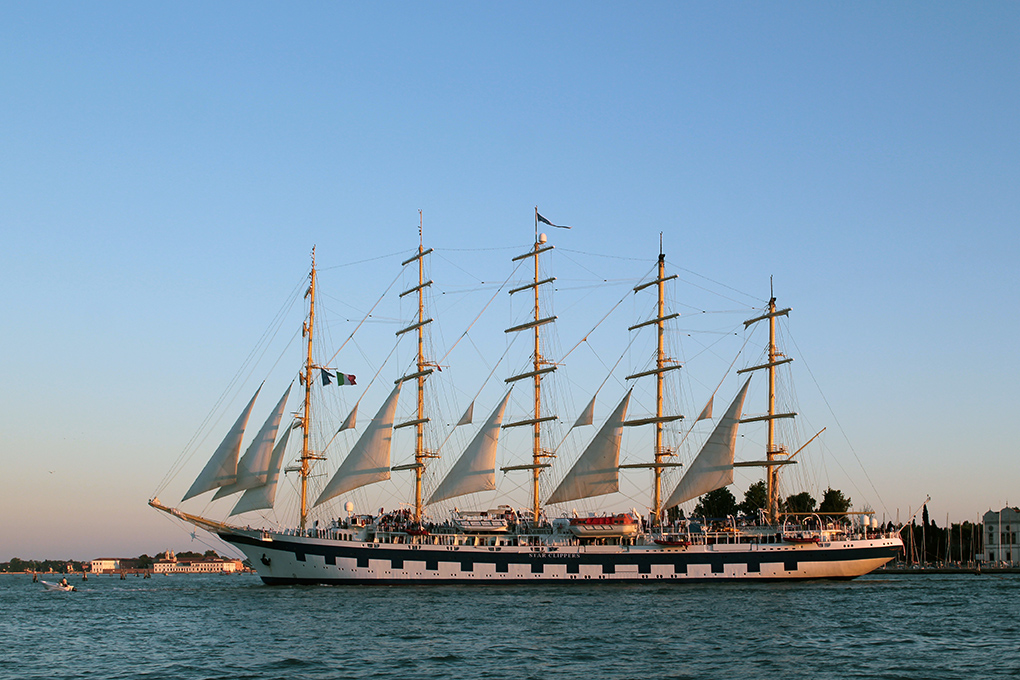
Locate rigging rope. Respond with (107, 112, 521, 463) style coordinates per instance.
(320, 267, 404, 368)
(787, 330, 890, 517)
(152, 274, 306, 498)
(434, 257, 525, 367)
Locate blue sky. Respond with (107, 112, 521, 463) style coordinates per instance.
(1, 3, 1017, 560)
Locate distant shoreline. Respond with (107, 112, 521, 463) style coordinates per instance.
(876, 566, 1020, 575)
(1, 571, 252, 576)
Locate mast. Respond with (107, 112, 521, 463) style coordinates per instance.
(393, 212, 436, 522)
(765, 295, 779, 521)
(653, 250, 667, 522)
(739, 286, 796, 524)
(501, 208, 558, 523)
(621, 237, 682, 526)
(415, 217, 426, 521)
(298, 248, 320, 530)
(531, 214, 542, 524)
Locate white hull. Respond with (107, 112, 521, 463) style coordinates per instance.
(220, 528, 902, 584)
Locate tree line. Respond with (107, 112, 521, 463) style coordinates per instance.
(667, 482, 853, 522)
(1, 550, 225, 573)
(1, 558, 86, 573)
(668, 488, 986, 563)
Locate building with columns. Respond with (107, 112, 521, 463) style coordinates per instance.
(982, 507, 1019, 565)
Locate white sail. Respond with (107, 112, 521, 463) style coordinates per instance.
(313, 384, 402, 506)
(229, 421, 292, 516)
(547, 390, 632, 505)
(338, 404, 358, 432)
(456, 400, 474, 427)
(696, 394, 714, 422)
(427, 391, 512, 504)
(213, 386, 292, 499)
(572, 393, 597, 428)
(182, 387, 262, 502)
(663, 378, 751, 509)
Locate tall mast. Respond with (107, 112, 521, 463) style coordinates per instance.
(740, 287, 796, 524)
(653, 250, 667, 522)
(299, 247, 318, 530)
(413, 212, 431, 522)
(530, 221, 543, 523)
(415, 217, 426, 521)
(765, 296, 779, 521)
(501, 208, 558, 523)
(621, 238, 682, 526)
(393, 212, 436, 522)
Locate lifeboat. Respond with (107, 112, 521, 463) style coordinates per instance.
(568, 513, 640, 538)
(451, 510, 510, 533)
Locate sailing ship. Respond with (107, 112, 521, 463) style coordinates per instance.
(150, 213, 902, 583)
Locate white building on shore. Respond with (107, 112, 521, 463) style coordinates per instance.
(982, 507, 1019, 565)
(89, 558, 121, 574)
(152, 550, 244, 574)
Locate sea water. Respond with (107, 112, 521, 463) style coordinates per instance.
(2, 573, 1018, 679)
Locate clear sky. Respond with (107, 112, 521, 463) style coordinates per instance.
(1, 3, 1017, 561)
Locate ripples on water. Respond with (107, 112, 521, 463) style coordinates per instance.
(2, 574, 1018, 679)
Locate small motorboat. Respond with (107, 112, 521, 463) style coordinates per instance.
(41, 580, 77, 592)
